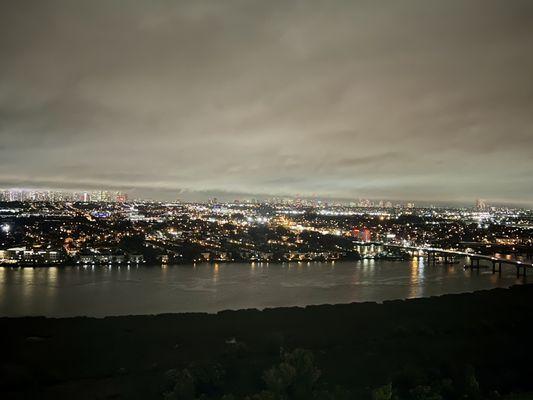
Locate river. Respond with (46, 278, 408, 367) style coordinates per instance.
(0, 259, 524, 317)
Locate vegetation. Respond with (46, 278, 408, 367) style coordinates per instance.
(1, 285, 533, 399)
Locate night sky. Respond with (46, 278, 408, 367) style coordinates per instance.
(1, 1, 532, 205)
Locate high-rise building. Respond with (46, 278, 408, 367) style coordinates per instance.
(476, 199, 487, 211)
(116, 193, 128, 203)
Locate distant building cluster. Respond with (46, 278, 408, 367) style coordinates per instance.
(0, 247, 61, 265)
(350, 199, 396, 208)
(0, 197, 531, 267)
(0, 245, 143, 266)
(0, 189, 128, 203)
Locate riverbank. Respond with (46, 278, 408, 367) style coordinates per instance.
(2, 285, 533, 399)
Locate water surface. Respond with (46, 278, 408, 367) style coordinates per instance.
(0, 259, 524, 317)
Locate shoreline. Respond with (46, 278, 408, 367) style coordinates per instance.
(0, 256, 494, 269)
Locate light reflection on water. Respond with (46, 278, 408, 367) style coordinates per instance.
(0, 260, 524, 318)
(408, 258, 424, 299)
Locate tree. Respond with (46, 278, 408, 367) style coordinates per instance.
(164, 369, 195, 400)
(263, 349, 321, 400)
(409, 386, 442, 400)
(372, 383, 393, 400)
(163, 362, 225, 400)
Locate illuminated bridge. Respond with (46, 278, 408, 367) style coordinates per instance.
(382, 243, 532, 278)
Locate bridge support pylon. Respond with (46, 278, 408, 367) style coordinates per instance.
(469, 257, 480, 272)
(427, 251, 436, 265)
(515, 265, 527, 278)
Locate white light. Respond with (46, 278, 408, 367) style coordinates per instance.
(1, 224, 10, 233)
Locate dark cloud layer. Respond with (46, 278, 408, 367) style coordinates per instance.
(1, 0, 532, 204)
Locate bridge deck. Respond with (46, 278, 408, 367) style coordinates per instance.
(382, 244, 533, 269)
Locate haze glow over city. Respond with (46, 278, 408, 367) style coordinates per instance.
(1, 1, 532, 205)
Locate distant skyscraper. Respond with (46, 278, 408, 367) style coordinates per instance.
(116, 193, 127, 203)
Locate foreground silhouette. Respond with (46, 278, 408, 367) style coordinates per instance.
(2, 285, 533, 399)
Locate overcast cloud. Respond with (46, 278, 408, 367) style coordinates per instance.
(1, 0, 532, 204)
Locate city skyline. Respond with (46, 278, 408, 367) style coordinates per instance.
(1, 1, 533, 205)
(0, 186, 518, 209)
